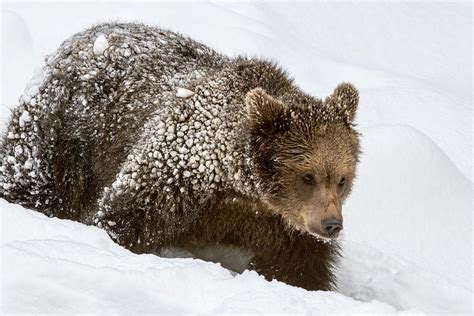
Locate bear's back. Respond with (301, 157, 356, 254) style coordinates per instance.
(0, 23, 228, 219)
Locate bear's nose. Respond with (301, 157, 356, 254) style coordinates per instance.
(321, 217, 343, 237)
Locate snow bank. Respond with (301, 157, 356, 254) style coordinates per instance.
(345, 125, 472, 287)
(1, 196, 469, 314)
(340, 241, 471, 314)
(1, 201, 398, 314)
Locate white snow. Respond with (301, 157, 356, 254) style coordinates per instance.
(14, 145, 23, 155)
(1, 202, 402, 314)
(93, 34, 109, 55)
(0, 1, 472, 314)
(6, 156, 16, 164)
(176, 87, 195, 98)
(18, 110, 31, 127)
(24, 158, 34, 170)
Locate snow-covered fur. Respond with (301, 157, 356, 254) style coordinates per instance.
(0, 23, 360, 291)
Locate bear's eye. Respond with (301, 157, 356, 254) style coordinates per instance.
(338, 177, 346, 187)
(302, 174, 315, 185)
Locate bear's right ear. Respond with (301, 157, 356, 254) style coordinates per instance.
(326, 82, 359, 123)
(245, 88, 288, 136)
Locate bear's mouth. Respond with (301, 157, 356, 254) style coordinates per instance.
(298, 215, 342, 242)
(279, 211, 341, 243)
(308, 231, 338, 243)
(288, 218, 340, 243)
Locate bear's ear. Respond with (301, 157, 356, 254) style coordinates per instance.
(327, 82, 359, 123)
(245, 88, 288, 135)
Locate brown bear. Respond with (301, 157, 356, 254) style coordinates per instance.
(0, 22, 360, 291)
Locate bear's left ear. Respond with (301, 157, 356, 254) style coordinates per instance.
(245, 88, 288, 135)
(327, 82, 359, 123)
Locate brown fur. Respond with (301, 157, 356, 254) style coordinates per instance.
(0, 23, 360, 292)
(244, 85, 359, 238)
(174, 194, 340, 291)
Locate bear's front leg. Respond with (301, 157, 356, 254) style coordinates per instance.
(182, 198, 340, 291)
(228, 204, 340, 291)
(248, 228, 340, 291)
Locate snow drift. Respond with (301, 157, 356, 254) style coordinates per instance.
(1, 201, 399, 314)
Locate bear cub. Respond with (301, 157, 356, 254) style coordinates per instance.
(0, 23, 360, 291)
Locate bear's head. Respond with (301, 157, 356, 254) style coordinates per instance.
(245, 83, 360, 241)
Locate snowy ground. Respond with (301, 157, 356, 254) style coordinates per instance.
(1, 1, 472, 314)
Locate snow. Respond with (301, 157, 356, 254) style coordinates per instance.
(18, 110, 31, 127)
(176, 87, 195, 98)
(93, 34, 109, 55)
(345, 125, 472, 287)
(1, 202, 402, 314)
(1, 199, 470, 314)
(1, 1, 472, 314)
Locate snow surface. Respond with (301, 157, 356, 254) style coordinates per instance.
(1, 202, 401, 314)
(1, 1, 472, 314)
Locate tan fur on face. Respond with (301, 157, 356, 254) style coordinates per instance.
(243, 83, 360, 236)
(263, 121, 359, 237)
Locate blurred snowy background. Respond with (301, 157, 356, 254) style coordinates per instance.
(0, 0, 472, 314)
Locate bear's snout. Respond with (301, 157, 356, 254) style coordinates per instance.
(306, 216, 343, 239)
(320, 217, 343, 238)
(304, 201, 343, 239)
